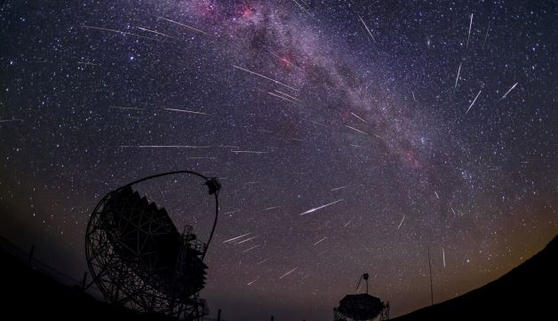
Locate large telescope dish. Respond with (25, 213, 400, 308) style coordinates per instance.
(85, 171, 221, 320)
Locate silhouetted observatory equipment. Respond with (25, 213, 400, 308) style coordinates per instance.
(85, 171, 221, 321)
(334, 273, 390, 321)
(337, 294, 382, 320)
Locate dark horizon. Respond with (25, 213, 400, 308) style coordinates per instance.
(1, 231, 556, 321)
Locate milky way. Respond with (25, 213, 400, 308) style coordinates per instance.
(1, 1, 557, 320)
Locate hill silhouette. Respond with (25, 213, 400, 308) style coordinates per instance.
(392, 234, 558, 321)
(0, 236, 176, 321)
(1, 234, 556, 321)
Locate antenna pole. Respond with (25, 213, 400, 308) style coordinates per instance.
(355, 274, 363, 292)
(355, 273, 369, 294)
(427, 246, 434, 305)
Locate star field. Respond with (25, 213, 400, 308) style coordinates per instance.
(1, 1, 557, 320)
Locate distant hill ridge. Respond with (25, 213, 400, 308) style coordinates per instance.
(1, 234, 556, 321)
(0, 235, 175, 321)
(392, 234, 558, 321)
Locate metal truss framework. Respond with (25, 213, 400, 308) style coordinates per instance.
(86, 190, 208, 321)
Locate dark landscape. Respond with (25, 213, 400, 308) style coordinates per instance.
(2, 233, 556, 320)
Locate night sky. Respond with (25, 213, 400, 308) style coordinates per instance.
(1, 0, 558, 320)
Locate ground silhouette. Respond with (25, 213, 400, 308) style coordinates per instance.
(0, 239, 176, 321)
(392, 234, 557, 321)
(1, 234, 556, 320)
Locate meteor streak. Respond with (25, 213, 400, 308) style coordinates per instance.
(120, 145, 211, 149)
(465, 89, 482, 114)
(241, 245, 260, 253)
(345, 125, 368, 135)
(330, 186, 347, 191)
(236, 235, 258, 244)
(274, 90, 301, 102)
(358, 15, 376, 42)
(313, 237, 327, 246)
(232, 65, 299, 92)
(453, 62, 462, 92)
(0, 119, 23, 123)
(231, 150, 269, 154)
(300, 199, 344, 216)
(78, 62, 100, 66)
(482, 21, 491, 48)
(158, 17, 209, 35)
(165, 108, 208, 115)
(279, 267, 298, 279)
(264, 206, 282, 211)
(138, 26, 175, 39)
(110, 106, 143, 111)
(257, 257, 271, 264)
(268, 91, 297, 103)
(291, 0, 316, 20)
(223, 232, 251, 243)
(345, 125, 383, 140)
(397, 215, 406, 230)
(351, 112, 367, 123)
(224, 209, 241, 215)
(466, 13, 473, 48)
(344, 218, 354, 227)
(500, 82, 518, 101)
(82, 25, 159, 41)
(247, 277, 260, 286)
